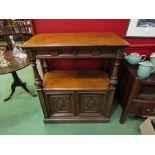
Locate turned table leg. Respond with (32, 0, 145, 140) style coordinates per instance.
(4, 71, 37, 101)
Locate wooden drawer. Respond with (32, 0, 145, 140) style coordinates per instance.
(35, 47, 116, 59)
(78, 92, 108, 116)
(44, 91, 75, 117)
(129, 99, 155, 116)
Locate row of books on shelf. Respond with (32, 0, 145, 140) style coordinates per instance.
(0, 19, 32, 35)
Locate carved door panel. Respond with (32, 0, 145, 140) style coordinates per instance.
(45, 91, 75, 117)
(78, 92, 108, 117)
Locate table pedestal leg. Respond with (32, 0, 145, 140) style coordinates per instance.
(4, 71, 37, 101)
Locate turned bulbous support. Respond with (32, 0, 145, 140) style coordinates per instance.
(110, 49, 124, 87)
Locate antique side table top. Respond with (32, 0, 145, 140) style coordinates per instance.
(21, 32, 129, 48)
(0, 51, 30, 75)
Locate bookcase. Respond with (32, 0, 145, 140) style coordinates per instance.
(21, 32, 129, 123)
(0, 19, 32, 49)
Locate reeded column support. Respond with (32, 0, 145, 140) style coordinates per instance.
(110, 49, 124, 88)
(27, 49, 43, 89)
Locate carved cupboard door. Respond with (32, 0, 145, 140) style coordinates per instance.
(45, 91, 75, 117)
(78, 92, 108, 116)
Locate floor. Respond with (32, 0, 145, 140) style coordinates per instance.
(0, 62, 144, 135)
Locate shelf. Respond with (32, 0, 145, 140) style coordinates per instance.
(15, 41, 25, 47)
(43, 70, 110, 90)
(0, 41, 24, 47)
(0, 41, 7, 46)
(5, 24, 31, 28)
(0, 19, 32, 46)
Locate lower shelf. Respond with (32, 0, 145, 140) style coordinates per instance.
(43, 70, 110, 90)
(44, 116, 110, 123)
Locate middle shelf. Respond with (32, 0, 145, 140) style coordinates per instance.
(43, 70, 110, 91)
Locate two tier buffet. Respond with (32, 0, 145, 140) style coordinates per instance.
(21, 32, 129, 123)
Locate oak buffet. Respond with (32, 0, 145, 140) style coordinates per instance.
(21, 32, 129, 123)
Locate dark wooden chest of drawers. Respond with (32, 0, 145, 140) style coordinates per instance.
(118, 60, 155, 124)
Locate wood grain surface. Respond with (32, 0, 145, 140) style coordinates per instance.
(43, 70, 109, 90)
(21, 32, 129, 48)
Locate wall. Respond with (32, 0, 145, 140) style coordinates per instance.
(31, 19, 155, 70)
